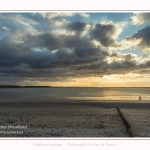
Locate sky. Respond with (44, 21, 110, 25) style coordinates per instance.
(0, 12, 150, 87)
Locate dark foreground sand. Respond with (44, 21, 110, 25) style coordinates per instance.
(0, 101, 150, 137)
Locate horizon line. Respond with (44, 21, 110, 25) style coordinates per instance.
(0, 85, 150, 88)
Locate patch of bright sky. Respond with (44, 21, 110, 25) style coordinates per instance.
(119, 49, 146, 57)
(88, 12, 133, 23)
(32, 47, 47, 52)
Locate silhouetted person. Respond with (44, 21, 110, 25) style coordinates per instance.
(139, 95, 142, 101)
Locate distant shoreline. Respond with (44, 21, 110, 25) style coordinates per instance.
(0, 85, 51, 88)
(0, 86, 150, 88)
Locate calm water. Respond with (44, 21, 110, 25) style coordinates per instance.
(0, 87, 150, 102)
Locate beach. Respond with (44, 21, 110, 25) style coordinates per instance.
(0, 101, 150, 137)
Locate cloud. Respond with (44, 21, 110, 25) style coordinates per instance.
(139, 60, 150, 68)
(86, 53, 138, 74)
(68, 21, 87, 32)
(0, 13, 38, 30)
(68, 21, 92, 37)
(1, 13, 150, 86)
(38, 12, 89, 27)
(125, 25, 150, 51)
(91, 21, 123, 48)
(78, 13, 89, 18)
(0, 29, 109, 73)
(0, 26, 9, 34)
(131, 13, 150, 25)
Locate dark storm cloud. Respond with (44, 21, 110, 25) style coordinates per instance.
(110, 59, 136, 71)
(72, 38, 107, 58)
(126, 25, 150, 49)
(0, 30, 109, 74)
(74, 46, 105, 58)
(24, 30, 109, 60)
(68, 22, 87, 32)
(88, 60, 135, 73)
(91, 23, 118, 47)
(139, 60, 150, 68)
(86, 53, 137, 75)
(0, 39, 24, 67)
(24, 33, 62, 50)
(25, 31, 92, 52)
(0, 28, 140, 80)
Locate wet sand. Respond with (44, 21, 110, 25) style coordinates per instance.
(121, 108, 150, 137)
(0, 101, 150, 137)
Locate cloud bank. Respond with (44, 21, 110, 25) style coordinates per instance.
(0, 12, 150, 86)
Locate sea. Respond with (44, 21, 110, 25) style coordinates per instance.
(0, 87, 150, 102)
